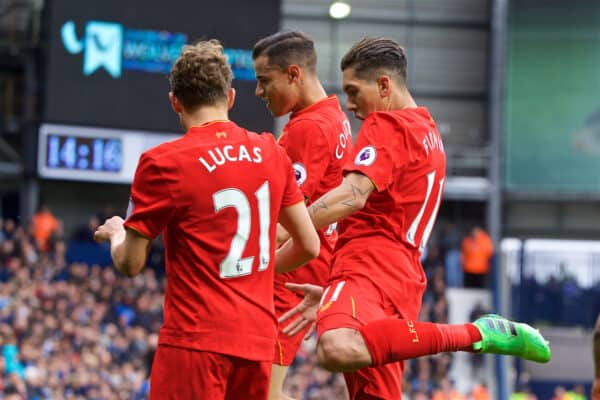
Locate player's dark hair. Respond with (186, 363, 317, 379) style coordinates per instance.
(169, 39, 232, 110)
(252, 31, 317, 73)
(340, 37, 407, 83)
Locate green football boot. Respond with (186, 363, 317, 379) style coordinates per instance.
(472, 314, 551, 363)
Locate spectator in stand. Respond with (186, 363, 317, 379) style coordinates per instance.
(431, 377, 467, 400)
(461, 226, 494, 288)
(422, 243, 442, 272)
(3, 218, 16, 241)
(72, 216, 101, 243)
(565, 385, 586, 400)
(552, 386, 568, 400)
(471, 382, 492, 400)
(32, 205, 58, 253)
(441, 223, 463, 287)
(412, 390, 430, 400)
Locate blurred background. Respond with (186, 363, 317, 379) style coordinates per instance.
(0, 0, 598, 398)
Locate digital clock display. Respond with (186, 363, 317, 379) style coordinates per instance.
(46, 135, 122, 172)
(39, 124, 178, 183)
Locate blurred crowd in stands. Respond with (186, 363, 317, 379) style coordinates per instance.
(0, 205, 593, 399)
(0, 208, 160, 399)
(516, 270, 600, 329)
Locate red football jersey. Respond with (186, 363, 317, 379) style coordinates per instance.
(276, 95, 352, 287)
(334, 108, 446, 317)
(124, 120, 303, 361)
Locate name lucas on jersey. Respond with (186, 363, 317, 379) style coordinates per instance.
(198, 145, 262, 173)
(422, 131, 444, 156)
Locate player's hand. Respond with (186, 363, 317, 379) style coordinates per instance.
(94, 216, 125, 243)
(592, 378, 600, 400)
(278, 283, 324, 339)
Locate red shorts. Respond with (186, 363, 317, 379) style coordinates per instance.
(150, 344, 271, 400)
(273, 283, 311, 366)
(316, 276, 405, 400)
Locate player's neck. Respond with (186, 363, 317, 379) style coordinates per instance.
(181, 105, 229, 130)
(392, 89, 417, 110)
(292, 79, 328, 113)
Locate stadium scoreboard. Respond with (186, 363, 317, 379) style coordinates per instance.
(41, 0, 280, 183)
(38, 124, 177, 183)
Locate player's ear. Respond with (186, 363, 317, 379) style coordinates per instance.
(169, 92, 183, 114)
(377, 75, 391, 98)
(227, 88, 236, 110)
(288, 64, 301, 84)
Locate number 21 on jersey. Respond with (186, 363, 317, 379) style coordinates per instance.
(213, 181, 270, 279)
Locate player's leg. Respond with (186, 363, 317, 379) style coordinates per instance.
(315, 278, 550, 375)
(343, 362, 403, 400)
(317, 327, 372, 372)
(226, 357, 271, 400)
(315, 276, 398, 372)
(268, 364, 294, 400)
(314, 276, 405, 399)
(269, 284, 311, 400)
(358, 314, 551, 367)
(149, 345, 229, 399)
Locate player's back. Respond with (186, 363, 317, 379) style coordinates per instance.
(139, 120, 300, 361)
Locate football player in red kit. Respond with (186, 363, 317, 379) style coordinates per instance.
(252, 31, 352, 400)
(280, 37, 551, 400)
(94, 40, 320, 400)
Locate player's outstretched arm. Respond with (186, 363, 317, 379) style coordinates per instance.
(593, 314, 600, 400)
(275, 202, 320, 273)
(308, 172, 375, 230)
(94, 216, 151, 277)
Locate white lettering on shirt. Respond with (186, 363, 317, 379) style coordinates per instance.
(422, 131, 445, 156)
(199, 145, 263, 173)
(335, 119, 352, 160)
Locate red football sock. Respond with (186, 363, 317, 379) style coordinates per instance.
(359, 319, 482, 366)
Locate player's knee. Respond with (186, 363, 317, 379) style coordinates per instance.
(316, 329, 369, 372)
(317, 334, 348, 371)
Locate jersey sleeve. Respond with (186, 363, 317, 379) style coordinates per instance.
(279, 119, 330, 199)
(343, 114, 412, 191)
(278, 145, 305, 207)
(124, 152, 176, 239)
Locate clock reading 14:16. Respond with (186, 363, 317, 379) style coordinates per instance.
(46, 134, 122, 172)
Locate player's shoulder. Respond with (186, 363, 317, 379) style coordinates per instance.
(248, 130, 278, 147)
(286, 113, 343, 143)
(371, 107, 434, 128)
(363, 108, 433, 135)
(245, 130, 286, 157)
(364, 110, 404, 127)
(286, 114, 326, 134)
(289, 96, 344, 129)
(360, 111, 406, 136)
(139, 136, 182, 165)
